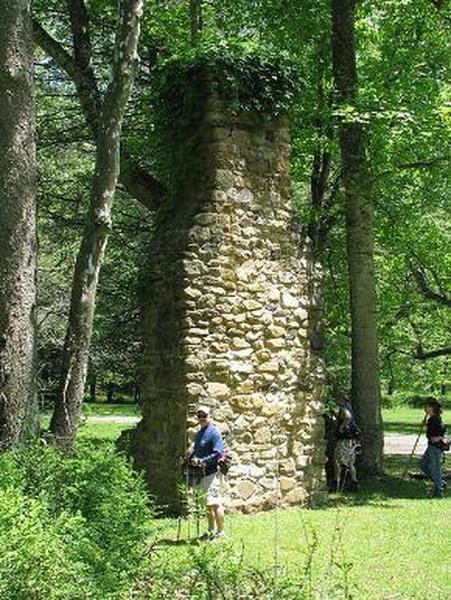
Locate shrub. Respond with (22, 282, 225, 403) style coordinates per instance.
(0, 488, 93, 600)
(0, 442, 155, 599)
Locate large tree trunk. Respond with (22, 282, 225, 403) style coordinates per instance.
(0, 0, 37, 449)
(49, 0, 145, 450)
(331, 0, 383, 474)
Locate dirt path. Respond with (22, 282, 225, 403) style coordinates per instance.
(86, 415, 140, 424)
(86, 415, 428, 455)
(384, 434, 426, 455)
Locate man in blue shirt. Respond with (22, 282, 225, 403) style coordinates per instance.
(190, 405, 225, 539)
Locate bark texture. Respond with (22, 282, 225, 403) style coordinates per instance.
(49, 0, 145, 449)
(331, 0, 383, 474)
(0, 0, 37, 448)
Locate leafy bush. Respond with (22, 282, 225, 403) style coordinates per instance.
(0, 444, 358, 599)
(0, 488, 93, 600)
(0, 442, 155, 599)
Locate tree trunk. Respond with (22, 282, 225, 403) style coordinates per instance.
(106, 383, 114, 404)
(49, 0, 145, 450)
(133, 381, 140, 403)
(89, 376, 96, 403)
(331, 0, 383, 474)
(189, 0, 202, 46)
(0, 0, 37, 449)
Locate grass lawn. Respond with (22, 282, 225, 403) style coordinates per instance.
(70, 417, 450, 599)
(82, 402, 140, 417)
(383, 406, 449, 437)
(383, 407, 426, 435)
(40, 403, 139, 438)
(149, 455, 450, 599)
(78, 421, 132, 440)
(70, 406, 429, 442)
(80, 403, 449, 436)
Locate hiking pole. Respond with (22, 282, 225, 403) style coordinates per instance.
(401, 416, 426, 481)
(195, 485, 201, 539)
(177, 459, 187, 542)
(195, 463, 206, 539)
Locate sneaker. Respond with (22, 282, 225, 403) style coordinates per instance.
(211, 531, 226, 542)
(199, 530, 215, 541)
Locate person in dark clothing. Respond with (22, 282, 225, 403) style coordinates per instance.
(323, 410, 337, 491)
(333, 394, 360, 491)
(189, 405, 225, 539)
(335, 393, 359, 440)
(419, 399, 447, 497)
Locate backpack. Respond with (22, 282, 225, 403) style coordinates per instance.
(435, 437, 450, 452)
(217, 447, 232, 475)
(348, 421, 361, 440)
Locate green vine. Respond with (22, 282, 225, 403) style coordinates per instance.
(150, 43, 298, 217)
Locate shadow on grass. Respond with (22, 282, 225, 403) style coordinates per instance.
(317, 454, 445, 510)
(156, 536, 210, 547)
(384, 421, 422, 435)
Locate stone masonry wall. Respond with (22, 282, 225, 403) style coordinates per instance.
(130, 95, 325, 513)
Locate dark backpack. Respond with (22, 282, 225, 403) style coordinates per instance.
(217, 447, 232, 475)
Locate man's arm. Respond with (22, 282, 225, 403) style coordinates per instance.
(200, 429, 224, 465)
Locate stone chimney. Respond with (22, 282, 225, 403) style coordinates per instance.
(128, 90, 326, 513)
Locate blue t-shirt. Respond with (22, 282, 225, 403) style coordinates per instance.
(193, 422, 224, 475)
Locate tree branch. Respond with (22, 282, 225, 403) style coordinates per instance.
(103, 0, 141, 128)
(67, 0, 101, 138)
(33, 18, 79, 81)
(376, 155, 450, 179)
(410, 261, 451, 308)
(415, 346, 451, 360)
(33, 13, 165, 212)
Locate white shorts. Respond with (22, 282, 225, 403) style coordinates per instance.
(200, 472, 223, 506)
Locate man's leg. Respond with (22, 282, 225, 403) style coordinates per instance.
(428, 446, 444, 496)
(348, 463, 358, 487)
(206, 505, 216, 532)
(200, 475, 216, 537)
(419, 447, 432, 478)
(213, 503, 225, 533)
(205, 474, 225, 538)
